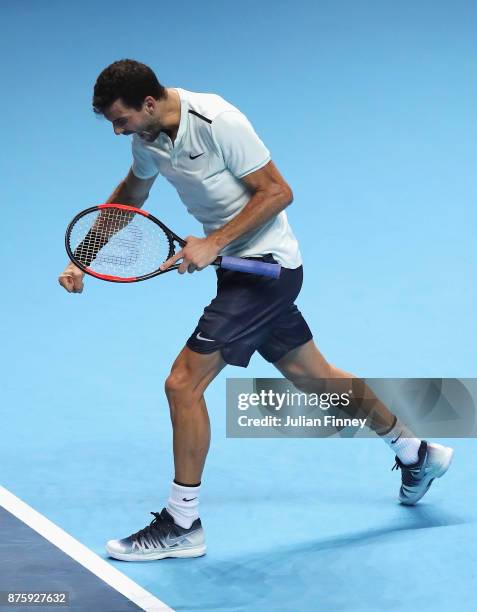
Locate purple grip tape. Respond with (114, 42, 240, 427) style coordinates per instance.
(220, 256, 281, 278)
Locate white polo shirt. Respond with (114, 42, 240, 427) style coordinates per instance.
(131, 88, 302, 268)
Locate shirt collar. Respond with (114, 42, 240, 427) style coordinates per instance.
(170, 88, 188, 150)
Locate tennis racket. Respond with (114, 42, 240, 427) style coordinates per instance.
(65, 204, 282, 283)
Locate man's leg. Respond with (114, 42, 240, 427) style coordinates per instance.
(273, 339, 396, 435)
(105, 347, 225, 561)
(273, 339, 454, 504)
(165, 346, 226, 484)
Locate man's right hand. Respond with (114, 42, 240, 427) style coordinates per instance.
(58, 262, 85, 293)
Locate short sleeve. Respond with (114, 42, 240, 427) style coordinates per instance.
(131, 136, 160, 179)
(211, 111, 271, 178)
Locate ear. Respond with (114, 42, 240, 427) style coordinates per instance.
(144, 96, 156, 114)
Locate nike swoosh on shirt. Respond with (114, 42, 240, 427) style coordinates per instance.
(189, 152, 204, 159)
(196, 331, 215, 342)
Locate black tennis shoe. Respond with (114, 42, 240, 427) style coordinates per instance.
(392, 440, 454, 505)
(106, 508, 205, 561)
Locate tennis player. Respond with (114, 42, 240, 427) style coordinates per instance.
(58, 60, 454, 561)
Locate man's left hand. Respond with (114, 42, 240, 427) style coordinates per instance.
(160, 235, 221, 274)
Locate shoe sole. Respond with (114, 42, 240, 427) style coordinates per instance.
(399, 445, 454, 505)
(106, 544, 206, 561)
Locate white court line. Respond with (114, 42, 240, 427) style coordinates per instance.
(0, 486, 172, 612)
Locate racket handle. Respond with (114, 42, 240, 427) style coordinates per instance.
(219, 256, 281, 278)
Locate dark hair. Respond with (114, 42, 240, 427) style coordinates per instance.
(92, 59, 166, 114)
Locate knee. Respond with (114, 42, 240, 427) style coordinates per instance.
(165, 366, 193, 400)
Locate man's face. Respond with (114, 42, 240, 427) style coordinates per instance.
(104, 98, 161, 142)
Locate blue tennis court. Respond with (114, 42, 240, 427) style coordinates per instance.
(2, 1, 477, 610)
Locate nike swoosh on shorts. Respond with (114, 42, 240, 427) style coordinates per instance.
(196, 332, 215, 342)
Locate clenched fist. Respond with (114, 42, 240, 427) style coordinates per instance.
(58, 262, 85, 293)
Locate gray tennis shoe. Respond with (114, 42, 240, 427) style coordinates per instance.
(392, 440, 454, 505)
(106, 508, 206, 561)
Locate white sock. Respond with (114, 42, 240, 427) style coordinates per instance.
(381, 418, 422, 465)
(166, 481, 200, 529)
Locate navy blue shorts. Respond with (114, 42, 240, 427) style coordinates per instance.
(186, 255, 313, 367)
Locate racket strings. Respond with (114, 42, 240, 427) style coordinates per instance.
(69, 208, 173, 278)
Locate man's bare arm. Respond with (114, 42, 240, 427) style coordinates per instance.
(208, 160, 293, 251)
(161, 160, 293, 274)
(58, 170, 157, 293)
(106, 168, 157, 208)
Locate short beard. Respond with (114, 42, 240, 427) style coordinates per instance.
(139, 117, 162, 141)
